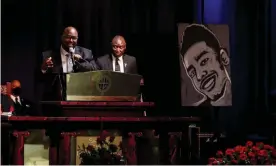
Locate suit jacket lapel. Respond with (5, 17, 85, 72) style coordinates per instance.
(75, 46, 82, 56)
(9, 95, 23, 107)
(107, 54, 113, 71)
(52, 48, 62, 73)
(123, 54, 129, 73)
(19, 98, 24, 106)
(54, 46, 82, 73)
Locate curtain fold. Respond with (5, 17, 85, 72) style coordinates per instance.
(195, 0, 272, 135)
(1, 0, 274, 133)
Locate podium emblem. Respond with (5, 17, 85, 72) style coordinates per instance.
(96, 75, 111, 93)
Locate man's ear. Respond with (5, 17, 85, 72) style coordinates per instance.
(220, 48, 230, 66)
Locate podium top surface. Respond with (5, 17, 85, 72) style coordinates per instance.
(70, 70, 142, 76)
(44, 70, 142, 76)
(3, 116, 201, 122)
(40, 101, 155, 107)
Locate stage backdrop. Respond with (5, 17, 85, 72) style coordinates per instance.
(178, 23, 231, 106)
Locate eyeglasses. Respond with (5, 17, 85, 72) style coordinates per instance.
(63, 35, 78, 40)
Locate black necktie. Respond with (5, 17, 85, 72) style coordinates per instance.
(15, 97, 20, 105)
(115, 58, 120, 72)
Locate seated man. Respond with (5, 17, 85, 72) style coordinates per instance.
(1, 80, 37, 164)
(97, 35, 138, 74)
(1, 80, 47, 164)
(1, 80, 35, 116)
(97, 35, 144, 101)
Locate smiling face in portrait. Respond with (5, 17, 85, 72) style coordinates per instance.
(183, 41, 228, 101)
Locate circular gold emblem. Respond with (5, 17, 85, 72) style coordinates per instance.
(96, 75, 111, 94)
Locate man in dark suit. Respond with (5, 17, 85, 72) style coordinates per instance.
(1, 80, 34, 116)
(1, 80, 36, 165)
(39, 27, 100, 159)
(39, 26, 98, 101)
(41, 26, 98, 74)
(97, 35, 138, 74)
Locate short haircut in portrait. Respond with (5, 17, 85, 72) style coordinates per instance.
(178, 23, 232, 106)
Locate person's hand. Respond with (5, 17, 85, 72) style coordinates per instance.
(41, 57, 53, 70)
(73, 54, 82, 60)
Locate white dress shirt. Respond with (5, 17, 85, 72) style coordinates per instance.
(10, 95, 21, 105)
(112, 55, 124, 73)
(60, 46, 74, 73)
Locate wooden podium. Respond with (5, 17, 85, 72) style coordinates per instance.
(1, 101, 201, 165)
(1, 72, 201, 165)
(65, 70, 142, 101)
(41, 101, 152, 117)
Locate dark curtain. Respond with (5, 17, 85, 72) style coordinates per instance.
(1, 0, 274, 137)
(2, 0, 194, 111)
(188, 0, 273, 141)
(228, 0, 272, 136)
(271, 0, 276, 90)
(203, 0, 272, 139)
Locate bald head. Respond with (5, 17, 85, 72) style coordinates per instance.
(112, 35, 126, 45)
(111, 35, 126, 57)
(11, 80, 21, 96)
(11, 80, 21, 89)
(62, 26, 78, 36)
(61, 26, 78, 51)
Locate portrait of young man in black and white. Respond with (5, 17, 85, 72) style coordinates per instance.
(179, 24, 232, 106)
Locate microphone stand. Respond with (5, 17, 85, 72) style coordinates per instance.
(70, 52, 75, 66)
(58, 73, 65, 101)
(70, 52, 76, 72)
(50, 72, 65, 101)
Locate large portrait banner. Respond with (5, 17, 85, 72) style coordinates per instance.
(178, 23, 232, 106)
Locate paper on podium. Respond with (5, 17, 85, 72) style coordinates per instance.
(1, 112, 12, 117)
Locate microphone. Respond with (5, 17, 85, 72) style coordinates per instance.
(72, 54, 90, 63)
(69, 47, 75, 53)
(69, 47, 86, 62)
(73, 55, 96, 71)
(69, 47, 76, 66)
(69, 47, 97, 71)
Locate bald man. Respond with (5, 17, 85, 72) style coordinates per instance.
(97, 35, 138, 74)
(40, 26, 98, 101)
(41, 26, 98, 74)
(1, 80, 34, 116)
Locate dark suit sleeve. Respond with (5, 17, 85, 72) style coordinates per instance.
(35, 52, 48, 83)
(95, 56, 104, 70)
(23, 98, 41, 116)
(75, 48, 99, 72)
(41, 51, 53, 74)
(1, 94, 10, 112)
(35, 51, 57, 102)
(132, 57, 138, 74)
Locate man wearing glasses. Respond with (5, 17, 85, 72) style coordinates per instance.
(39, 26, 98, 101)
(41, 26, 98, 74)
